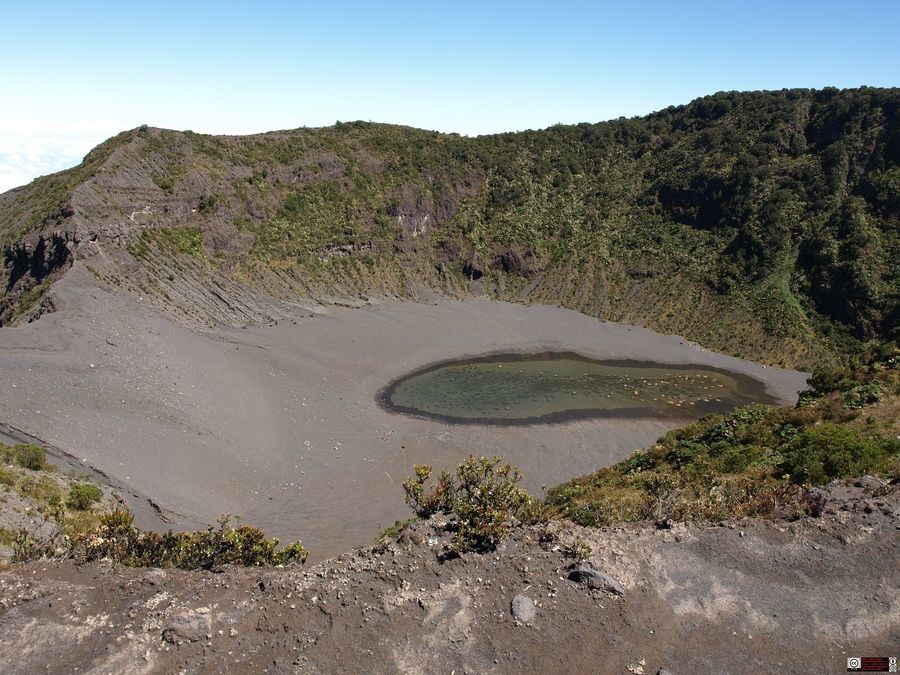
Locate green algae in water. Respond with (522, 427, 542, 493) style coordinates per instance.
(379, 352, 775, 425)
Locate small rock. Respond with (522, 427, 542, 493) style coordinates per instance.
(511, 594, 536, 623)
(141, 569, 167, 586)
(658, 669, 674, 675)
(856, 475, 886, 492)
(567, 563, 625, 595)
(397, 529, 424, 547)
(162, 611, 211, 645)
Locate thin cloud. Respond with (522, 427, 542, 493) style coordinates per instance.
(0, 133, 107, 193)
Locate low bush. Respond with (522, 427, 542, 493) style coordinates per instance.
(403, 455, 532, 553)
(67, 483, 103, 510)
(404, 465, 453, 518)
(841, 382, 883, 408)
(11, 444, 45, 470)
(376, 518, 417, 542)
(75, 511, 308, 569)
(779, 424, 899, 485)
(0, 527, 15, 546)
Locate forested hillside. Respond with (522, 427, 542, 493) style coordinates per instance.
(1, 87, 897, 367)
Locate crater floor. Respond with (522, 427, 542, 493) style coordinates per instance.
(0, 266, 809, 558)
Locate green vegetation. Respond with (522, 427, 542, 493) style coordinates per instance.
(545, 344, 899, 527)
(151, 171, 175, 192)
(779, 424, 895, 485)
(12, 282, 50, 319)
(2, 89, 898, 366)
(0, 130, 133, 241)
(67, 483, 103, 510)
(0, 442, 109, 554)
(1, 440, 309, 568)
(75, 511, 308, 569)
(249, 181, 362, 262)
(18, 474, 64, 510)
(376, 517, 416, 542)
(0, 467, 15, 486)
(128, 226, 205, 260)
(404, 455, 533, 553)
(2, 444, 46, 470)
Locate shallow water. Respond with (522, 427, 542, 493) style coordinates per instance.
(380, 352, 775, 424)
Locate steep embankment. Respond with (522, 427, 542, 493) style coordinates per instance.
(2, 88, 898, 369)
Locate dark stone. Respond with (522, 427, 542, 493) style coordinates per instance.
(567, 563, 625, 595)
(162, 611, 210, 644)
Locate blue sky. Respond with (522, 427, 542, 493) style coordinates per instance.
(1, 0, 898, 192)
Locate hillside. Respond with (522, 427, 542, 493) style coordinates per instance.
(2, 88, 897, 369)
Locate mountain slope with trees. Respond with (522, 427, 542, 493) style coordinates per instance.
(1, 87, 897, 368)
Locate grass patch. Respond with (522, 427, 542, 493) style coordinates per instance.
(17, 475, 64, 511)
(128, 227, 205, 260)
(12, 283, 50, 319)
(377, 518, 416, 542)
(0, 527, 15, 546)
(0, 467, 16, 487)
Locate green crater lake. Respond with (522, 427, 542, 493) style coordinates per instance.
(379, 352, 775, 425)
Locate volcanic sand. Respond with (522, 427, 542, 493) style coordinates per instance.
(0, 266, 809, 559)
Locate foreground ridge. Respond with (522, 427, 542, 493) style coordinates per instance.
(1, 480, 895, 673)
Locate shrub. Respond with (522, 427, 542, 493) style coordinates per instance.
(403, 456, 532, 553)
(67, 483, 103, 510)
(0, 527, 15, 545)
(13, 444, 45, 470)
(377, 518, 416, 542)
(75, 511, 308, 569)
(806, 366, 849, 395)
(779, 424, 900, 485)
(798, 489, 827, 517)
(403, 465, 453, 518)
(841, 382, 883, 408)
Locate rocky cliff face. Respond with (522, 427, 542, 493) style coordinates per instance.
(0, 232, 75, 324)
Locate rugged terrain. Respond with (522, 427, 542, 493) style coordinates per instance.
(2, 88, 898, 368)
(1, 480, 896, 674)
(0, 88, 897, 672)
